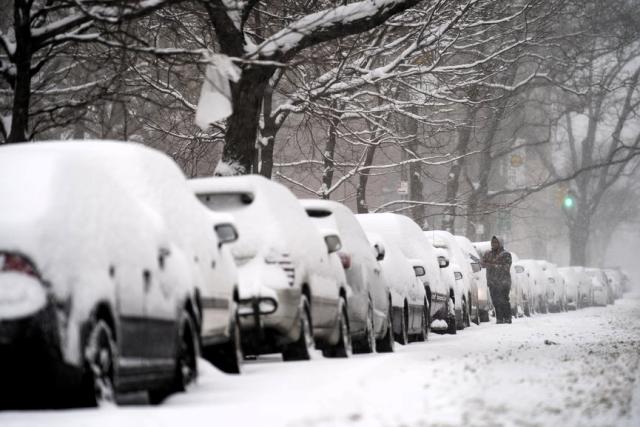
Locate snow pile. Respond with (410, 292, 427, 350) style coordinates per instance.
(430, 319, 448, 330)
(1, 293, 639, 426)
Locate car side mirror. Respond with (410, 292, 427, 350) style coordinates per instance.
(454, 271, 463, 281)
(438, 256, 449, 269)
(471, 262, 481, 273)
(215, 223, 238, 248)
(413, 266, 426, 277)
(324, 234, 342, 254)
(374, 243, 386, 261)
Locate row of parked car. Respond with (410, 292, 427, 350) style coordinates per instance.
(0, 141, 630, 409)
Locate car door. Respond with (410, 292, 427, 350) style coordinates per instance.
(116, 260, 147, 366)
(143, 242, 183, 365)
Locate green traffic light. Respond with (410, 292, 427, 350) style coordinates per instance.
(563, 196, 574, 208)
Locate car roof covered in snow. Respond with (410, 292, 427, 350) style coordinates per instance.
(189, 175, 328, 269)
(356, 213, 443, 291)
(300, 199, 374, 261)
(0, 140, 218, 299)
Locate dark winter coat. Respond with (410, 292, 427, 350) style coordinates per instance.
(482, 237, 512, 289)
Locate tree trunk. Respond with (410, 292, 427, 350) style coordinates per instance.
(220, 67, 274, 175)
(356, 145, 377, 213)
(7, 1, 32, 143)
(568, 208, 590, 266)
(259, 76, 285, 178)
(406, 112, 424, 226)
(321, 112, 339, 199)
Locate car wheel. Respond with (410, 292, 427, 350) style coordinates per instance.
(82, 319, 117, 407)
(376, 301, 395, 353)
(282, 295, 314, 361)
(149, 310, 198, 404)
(416, 302, 429, 342)
(473, 302, 480, 325)
(395, 306, 409, 345)
(323, 297, 352, 358)
(446, 313, 457, 334)
(354, 301, 376, 354)
(464, 299, 471, 327)
(202, 301, 242, 374)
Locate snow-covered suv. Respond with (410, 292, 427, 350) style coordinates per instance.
(301, 200, 391, 353)
(191, 176, 351, 360)
(363, 232, 428, 346)
(0, 141, 238, 408)
(355, 214, 451, 334)
(454, 235, 491, 322)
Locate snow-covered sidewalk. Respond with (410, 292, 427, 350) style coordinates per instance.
(2, 294, 639, 427)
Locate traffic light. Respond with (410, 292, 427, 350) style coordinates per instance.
(555, 184, 577, 210)
(563, 194, 575, 209)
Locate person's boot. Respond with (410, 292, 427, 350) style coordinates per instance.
(496, 318, 504, 324)
(505, 316, 512, 324)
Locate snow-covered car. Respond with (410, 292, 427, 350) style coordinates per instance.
(0, 141, 237, 408)
(301, 200, 390, 353)
(518, 260, 548, 313)
(431, 247, 459, 333)
(512, 258, 534, 316)
(539, 262, 565, 312)
(585, 268, 609, 307)
(509, 252, 530, 317)
(557, 267, 580, 310)
(571, 266, 593, 308)
(191, 176, 351, 360)
(365, 233, 428, 346)
(454, 235, 491, 322)
(535, 260, 561, 312)
(427, 231, 475, 327)
(355, 214, 453, 333)
(604, 269, 623, 300)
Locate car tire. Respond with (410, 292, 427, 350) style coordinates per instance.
(394, 305, 409, 345)
(80, 319, 118, 407)
(473, 303, 481, 325)
(354, 301, 376, 354)
(202, 302, 242, 374)
(376, 301, 395, 353)
(282, 295, 314, 361)
(464, 299, 471, 327)
(446, 311, 457, 335)
(416, 302, 429, 342)
(149, 310, 199, 404)
(323, 297, 352, 358)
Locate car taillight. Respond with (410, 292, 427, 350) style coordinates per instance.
(0, 253, 39, 278)
(338, 252, 351, 269)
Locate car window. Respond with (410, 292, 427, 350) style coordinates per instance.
(198, 192, 254, 211)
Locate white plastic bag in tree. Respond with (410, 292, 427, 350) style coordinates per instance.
(195, 53, 241, 131)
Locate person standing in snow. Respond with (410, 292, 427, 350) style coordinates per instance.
(481, 236, 512, 324)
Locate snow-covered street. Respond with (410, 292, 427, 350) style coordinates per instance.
(3, 293, 639, 427)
